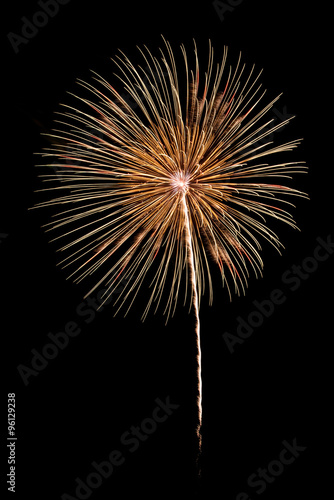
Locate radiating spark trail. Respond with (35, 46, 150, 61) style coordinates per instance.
(182, 192, 202, 464)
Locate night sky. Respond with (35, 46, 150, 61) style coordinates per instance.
(2, 1, 333, 498)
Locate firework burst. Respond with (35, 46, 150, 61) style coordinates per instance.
(34, 38, 307, 469)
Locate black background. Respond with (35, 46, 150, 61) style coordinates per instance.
(2, 1, 333, 498)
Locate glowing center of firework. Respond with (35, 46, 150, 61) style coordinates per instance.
(171, 171, 190, 194)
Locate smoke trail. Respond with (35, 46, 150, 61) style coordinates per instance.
(182, 194, 202, 468)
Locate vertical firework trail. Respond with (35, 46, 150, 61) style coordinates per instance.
(182, 193, 202, 463)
